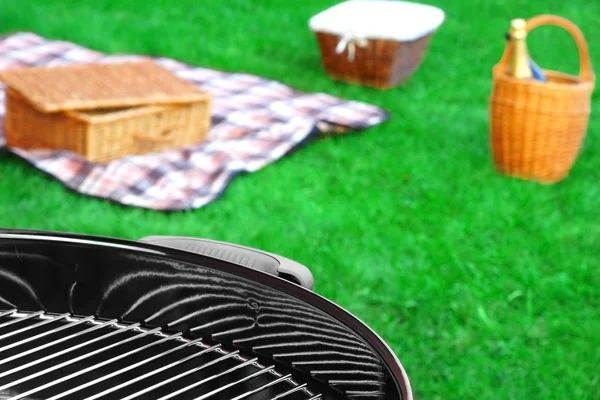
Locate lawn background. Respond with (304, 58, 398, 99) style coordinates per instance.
(0, 0, 598, 399)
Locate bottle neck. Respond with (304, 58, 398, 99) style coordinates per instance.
(509, 36, 533, 79)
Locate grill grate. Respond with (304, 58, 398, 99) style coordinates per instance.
(0, 310, 324, 400)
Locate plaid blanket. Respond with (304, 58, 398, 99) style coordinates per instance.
(0, 33, 388, 211)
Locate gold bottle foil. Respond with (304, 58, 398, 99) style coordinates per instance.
(508, 19, 533, 79)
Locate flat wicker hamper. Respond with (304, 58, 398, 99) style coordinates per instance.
(1, 61, 211, 162)
(309, 1, 445, 89)
(490, 15, 595, 183)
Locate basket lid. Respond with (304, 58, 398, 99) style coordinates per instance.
(0, 60, 210, 113)
(309, 0, 445, 42)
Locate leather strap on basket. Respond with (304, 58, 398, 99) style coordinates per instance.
(498, 14, 594, 82)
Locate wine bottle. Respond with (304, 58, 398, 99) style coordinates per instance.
(508, 19, 533, 79)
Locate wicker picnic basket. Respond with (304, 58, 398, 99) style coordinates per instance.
(1, 60, 211, 162)
(309, 1, 445, 89)
(490, 15, 595, 183)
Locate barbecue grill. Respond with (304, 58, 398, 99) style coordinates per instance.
(0, 229, 412, 400)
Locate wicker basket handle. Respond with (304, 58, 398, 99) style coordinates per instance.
(134, 128, 177, 144)
(498, 14, 594, 81)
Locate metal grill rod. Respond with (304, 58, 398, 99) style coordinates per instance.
(0, 312, 324, 400)
(0, 315, 95, 356)
(46, 334, 205, 400)
(190, 364, 276, 400)
(121, 350, 242, 400)
(9, 326, 169, 400)
(157, 357, 262, 400)
(0, 318, 120, 372)
(43, 330, 186, 400)
(0, 321, 141, 392)
(269, 383, 308, 400)
(83, 344, 222, 400)
(0, 310, 44, 329)
(0, 309, 17, 319)
(0, 312, 70, 342)
(230, 373, 292, 400)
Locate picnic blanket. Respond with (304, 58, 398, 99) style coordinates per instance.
(0, 33, 389, 211)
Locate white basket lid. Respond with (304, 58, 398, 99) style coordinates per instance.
(309, 0, 445, 42)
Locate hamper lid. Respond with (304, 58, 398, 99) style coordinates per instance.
(0, 60, 210, 113)
(309, 0, 445, 42)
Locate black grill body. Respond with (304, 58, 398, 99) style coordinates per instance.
(0, 230, 412, 400)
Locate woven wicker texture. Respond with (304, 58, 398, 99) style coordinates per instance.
(314, 32, 434, 89)
(0, 60, 210, 112)
(490, 15, 595, 183)
(4, 88, 211, 163)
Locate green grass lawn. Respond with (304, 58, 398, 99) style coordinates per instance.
(0, 0, 598, 398)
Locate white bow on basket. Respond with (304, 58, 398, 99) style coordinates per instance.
(336, 33, 369, 62)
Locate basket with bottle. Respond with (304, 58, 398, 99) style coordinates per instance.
(490, 15, 595, 183)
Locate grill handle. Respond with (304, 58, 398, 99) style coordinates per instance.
(138, 236, 314, 290)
